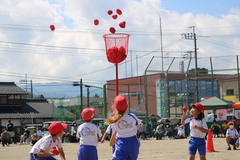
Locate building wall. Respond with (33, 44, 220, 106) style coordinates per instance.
(218, 78, 239, 102)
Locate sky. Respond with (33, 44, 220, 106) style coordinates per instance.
(0, 0, 239, 97)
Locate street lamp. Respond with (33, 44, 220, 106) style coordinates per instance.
(85, 85, 90, 108)
(73, 79, 83, 118)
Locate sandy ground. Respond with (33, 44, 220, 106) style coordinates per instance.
(0, 137, 239, 160)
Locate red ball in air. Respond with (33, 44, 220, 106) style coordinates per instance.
(119, 21, 126, 28)
(109, 27, 116, 34)
(94, 19, 99, 26)
(108, 10, 113, 15)
(50, 25, 55, 31)
(116, 9, 122, 15)
(112, 14, 118, 19)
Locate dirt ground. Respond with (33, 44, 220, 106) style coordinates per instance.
(0, 137, 239, 160)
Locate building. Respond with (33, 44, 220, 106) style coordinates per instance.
(0, 82, 65, 135)
(106, 72, 229, 120)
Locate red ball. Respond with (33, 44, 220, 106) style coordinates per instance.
(182, 106, 187, 112)
(109, 27, 116, 34)
(112, 14, 118, 19)
(119, 21, 126, 28)
(94, 19, 99, 26)
(116, 9, 122, 15)
(49, 25, 55, 31)
(108, 10, 113, 15)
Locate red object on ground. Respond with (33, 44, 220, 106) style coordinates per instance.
(112, 14, 118, 19)
(108, 10, 113, 15)
(182, 106, 187, 112)
(94, 19, 99, 25)
(109, 27, 116, 34)
(51, 146, 59, 155)
(49, 25, 55, 31)
(206, 129, 216, 152)
(119, 21, 126, 28)
(116, 9, 122, 15)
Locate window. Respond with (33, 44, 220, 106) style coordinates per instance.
(226, 89, 234, 96)
(0, 96, 8, 104)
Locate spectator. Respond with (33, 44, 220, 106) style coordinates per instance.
(233, 117, 239, 132)
(36, 127, 43, 139)
(155, 123, 165, 140)
(20, 127, 30, 144)
(137, 122, 147, 140)
(221, 120, 228, 137)
(31, 130, 38, 146)
(165, 123, 173, 139)
(175, 125, 185, 139)
(6, 119, 15, 143)
(150, 114, 157, 137)
(1, 128, 11, 146)
(210, 120, 221, 137)
(226, 121, 239, 150)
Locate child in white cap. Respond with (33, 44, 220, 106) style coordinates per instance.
(226, 121, 239, 150)
(29, 122, 67, 160)
(105, 95, 141, 160)
(77, 108, 102, 160)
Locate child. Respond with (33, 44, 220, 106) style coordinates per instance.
(100, 124, 116, 153)
(29, 122, 67, 160)
(181, 103, 208, 160)
(226, 121, 239, 150)
(105, 95, 141, 160)
(76, 108, 102, 160)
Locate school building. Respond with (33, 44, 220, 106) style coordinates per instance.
(106, 70, 232, 119)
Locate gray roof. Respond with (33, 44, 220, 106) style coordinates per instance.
(0, 82, 28, 95)
(0, 100, 73, 119)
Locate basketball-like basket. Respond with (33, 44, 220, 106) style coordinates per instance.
(103, 33, 130, 96)
(103, 33, 130, 63)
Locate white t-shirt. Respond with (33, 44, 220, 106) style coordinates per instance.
(29, 135, 62, 154)
(77, 122, 102, 146)
(184, 118, 208, 138)
(226, 128, 239, 138)
(105, 124, 116, 136)
(115, 113, 141, 138)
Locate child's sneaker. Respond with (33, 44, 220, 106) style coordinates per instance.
(233, 146, 237, 150)
(227, 146, 231, 150)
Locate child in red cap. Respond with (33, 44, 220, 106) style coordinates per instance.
(105, 95, 141, 160)
(181, 103, 208, 160)
(29, 122, 67, 160)
(76, 108, 102, 160)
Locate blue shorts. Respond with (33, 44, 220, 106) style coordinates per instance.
(188, 137, 206, 155)
(113, 136, 139, 160)
(230, 138, 237, 145)
(30, 154, 57, 160)
(78, 145, 98, 160)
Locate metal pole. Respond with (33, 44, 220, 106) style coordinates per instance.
(210, 57, 214, 96)
(103, 84, 107, 118)
(80, 79, 83, 114)
(237, 56, 240, 101)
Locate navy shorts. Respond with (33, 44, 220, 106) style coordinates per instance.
(78, 145, 98, 160)
(188, 137, 206, 155)
(113, 136, 139, 160)
(30, 154, 57, 160)
(230, 138, 237, 145)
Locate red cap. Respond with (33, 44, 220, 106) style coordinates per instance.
(228, 121, 234, 125)
(81, 108, 95, 121)
(48, 122, 67, 134)
(114, 95, 128, 111)
(192, 103, 204, 112)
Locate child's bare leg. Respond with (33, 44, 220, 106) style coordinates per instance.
(189, 154, 195, 160)
(200, 155, 206, 160)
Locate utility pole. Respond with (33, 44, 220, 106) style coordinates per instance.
(182, 26, 199, 102)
